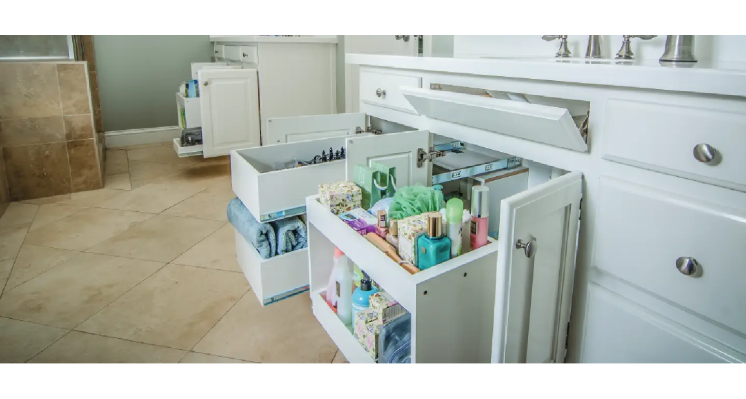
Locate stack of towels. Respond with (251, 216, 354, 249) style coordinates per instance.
(227, 198, 308, 259)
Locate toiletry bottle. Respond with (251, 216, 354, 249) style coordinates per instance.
(325, 247, 344, 310)
(470, 186, 490, 250)
(352, 276, 380, 316)
(416, 212, 452, 270)
(386, 219, 399, 249)
(335, 249, 353, 325)
(446, 198, 464, 257)
(461, 210, 472, 253)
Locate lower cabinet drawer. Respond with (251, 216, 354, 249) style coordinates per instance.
(360, 69, 421, 113)
(604, 97, 746, 191)
(235, 230, 309, 306)
(582, 284, 743, 363)
(594, 177, 746, 335)
(230, 136, 347, 222)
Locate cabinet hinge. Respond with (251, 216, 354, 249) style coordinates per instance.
(355, 126, 382, 135)
(417, 147, 446, 168)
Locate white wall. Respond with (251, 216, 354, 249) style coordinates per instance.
(454, 35, 746, 63)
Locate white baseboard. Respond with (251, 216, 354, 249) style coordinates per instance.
(105, 126, 181, 148)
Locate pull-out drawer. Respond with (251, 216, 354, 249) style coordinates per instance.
(235, 229, 309, 306)
(401, 87, 588, 152)
(595, 177, 746, 335)
(359, 70, 421, 113)
(305, 130, 583, 363)
(230, 136, 347, 222)
(582, 284, 743, 363)
(604, 98, 746, 192)
(223, 45, 259, 64)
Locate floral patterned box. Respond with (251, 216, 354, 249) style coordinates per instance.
(353, 308, 381, 360)
(318, 181, 362, 215)
(398, 214, 428, 264)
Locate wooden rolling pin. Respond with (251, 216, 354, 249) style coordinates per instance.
(365, 233, 419, 274)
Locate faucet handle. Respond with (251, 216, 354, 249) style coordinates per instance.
(616, 35, 658, 59)
(542, 35, 571, 58)
(630, 35, 657, 40)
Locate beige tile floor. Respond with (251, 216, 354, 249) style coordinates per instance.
(0, 142, 347, 363)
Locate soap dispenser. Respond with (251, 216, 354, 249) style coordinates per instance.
(416, 212, 452, 270)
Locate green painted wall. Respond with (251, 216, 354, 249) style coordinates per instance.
(94, 35, 212, 131)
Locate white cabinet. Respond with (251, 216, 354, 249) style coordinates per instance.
(199, 68, 260, 157)
(174, 37, 337, 158)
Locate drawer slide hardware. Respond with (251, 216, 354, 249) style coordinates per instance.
(417, 147, 446, 168)
(260, 205, 306, 223)
(432, 156, 521, 184)
(355, 126, 383, 135)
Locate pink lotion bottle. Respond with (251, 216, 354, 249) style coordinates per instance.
(470, 186, 490, 250)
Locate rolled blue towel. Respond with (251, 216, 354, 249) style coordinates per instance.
(271, 216, 308, 256)
(227, 198, 276, 259)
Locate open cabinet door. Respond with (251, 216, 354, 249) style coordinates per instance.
(344, 130, 431, 187)
(199, 68, 261, 157)
(265, 113, 367, 145)
(492, 171, 582, 363)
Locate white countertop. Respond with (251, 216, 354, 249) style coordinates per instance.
(210, 35, 337, 44)
(346, 54, 746, 98)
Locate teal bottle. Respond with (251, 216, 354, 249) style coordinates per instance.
(416, 212, 451, 270)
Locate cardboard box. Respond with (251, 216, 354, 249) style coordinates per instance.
(319, 181, 362, 215)
(398, 214, 428, 265)
(369, 291, 406, 325)
(352, 308, 381, 360)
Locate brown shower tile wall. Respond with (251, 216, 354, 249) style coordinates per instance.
(0, 62, 103, 201)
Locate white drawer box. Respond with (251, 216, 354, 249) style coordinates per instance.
(360, 70, 421, 113)
(235, 230, 309, 306)
(582, 284, 743, 363)
(230, 136, 347, 222)
(594, 177, 746, 335)
(604, 98, 746, 192)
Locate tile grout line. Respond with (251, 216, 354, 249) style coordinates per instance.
(186, 349, 260, 364)
(187, 288, 252, 354)
(26, 329, 73, 363)
(70, 261, 168, 333)
(0, 249, 85, 297)
(0, 220, 35, 302)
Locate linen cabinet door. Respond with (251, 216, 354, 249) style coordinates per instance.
(265, 113, 367, 145)
(344, 130, 432, 187)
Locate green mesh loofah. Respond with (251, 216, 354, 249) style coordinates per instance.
(388, 185, 443, 220)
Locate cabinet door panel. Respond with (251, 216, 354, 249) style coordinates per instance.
(266, 113, 366, 145)
(345, 130, 431, 188)
(199, 69, 261, 157)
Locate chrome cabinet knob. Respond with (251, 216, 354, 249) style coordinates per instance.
(242, 53, 248, 57)
(376, 88, 386, 98)
(203, 81, 209, 86)
(395, 35, 402, 40)
(215, 50, 219, 54)
(676, 257, 701, 277)
(693, 143, 717, 164)
(515, 238, 537, 259)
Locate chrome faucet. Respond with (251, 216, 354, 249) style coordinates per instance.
(542, 35, 571, 58)
(615, 35, 657, 59)
(585, 35, 603, 59)
(660, 35, 697, 63)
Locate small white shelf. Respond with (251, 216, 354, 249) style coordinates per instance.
(310, 291, 376, 363)
(172, 138, 203, 158)
(306, 195, 498, 363)
(176, 92, 201, 129)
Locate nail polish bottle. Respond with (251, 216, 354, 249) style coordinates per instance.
(416, 212, 451, 270)
(470, 186, 490, 250)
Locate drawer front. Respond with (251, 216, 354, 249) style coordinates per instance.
(240, 46, 258, 64)
(604, 98, 746, 191)
(235, 230, 309, 306)
(582, 284, 743, 363)
(223, 45, 241, 61)
(359, 70, 421, 113)
(595, 177, 746, 334)
(213, 44, 224, 59)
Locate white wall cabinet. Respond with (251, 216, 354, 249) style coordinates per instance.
(174, 37, 337, 158)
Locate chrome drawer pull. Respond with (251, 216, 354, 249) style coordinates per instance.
(676, 257, 702, 277)
(693, 143, 717, 164)
(515, 238, 537, 259)
(376, 88, 386, 98)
